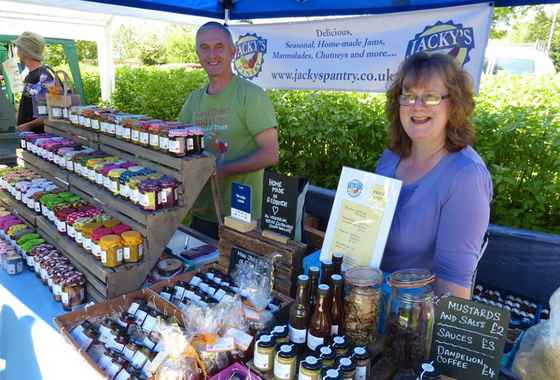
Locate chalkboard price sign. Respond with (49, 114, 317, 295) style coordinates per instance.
(431, 296, 510, 380)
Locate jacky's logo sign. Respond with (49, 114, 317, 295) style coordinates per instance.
(234, 33, 267, 79)
(406, 21, 475, 66)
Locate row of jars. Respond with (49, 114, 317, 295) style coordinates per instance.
(254, 329, 372, 380)
(70, 298, 183, 380)
(0, 209, 24, 275)
(0, 167, 145, 269)
(0, 211, 86, 310)
(19, 132, 181, 212)
(69, 106, 206, 157)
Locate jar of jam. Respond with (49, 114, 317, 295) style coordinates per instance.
(120, 119, 133, 142)
(185, 130, 196, 155)
(121, 231, 143, 263)
(139, 121, 151, 147)
(61, 273, 85, 311)
(194, 128, 205, 154)
(108, 169, 126, 195)
(117, 312, 137, 330)
(131, 121, 142, 145)
(91, 227, 113, 261)
(82, 222, 102, 252)
(158, 127, 170, 152)
(168, 133, 186, 157)
(158, 176, 179, 209)
(100, 235, 123, 268)
(148, 122, 164, 150)
(139, 180, 160, 211)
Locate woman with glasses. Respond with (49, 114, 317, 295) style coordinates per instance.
(376, 52, 492, 299)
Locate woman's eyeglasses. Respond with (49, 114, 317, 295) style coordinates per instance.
(398, 93, 449, 106)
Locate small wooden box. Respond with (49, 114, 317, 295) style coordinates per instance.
(218, 225, 307, 297)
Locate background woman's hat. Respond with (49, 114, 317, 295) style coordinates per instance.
(14, 31, 45, 61)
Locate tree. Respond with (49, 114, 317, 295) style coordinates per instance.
(76, 40, 98, 63)
(139, 34, 167, 65)
(491, 6, 531, 39)
(44, 43, 67, 66)
(113, 24, 142, 63)
(165, 25, 198, 63)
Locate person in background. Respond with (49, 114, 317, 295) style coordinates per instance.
(376, 52, 492, 299)
(178, 22, 279, 240)
(14, 31, 52, 133)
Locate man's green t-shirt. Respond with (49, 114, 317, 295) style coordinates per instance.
(178, 75, 277, 223)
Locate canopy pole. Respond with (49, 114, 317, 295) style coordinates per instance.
(221, 0, 233, 25)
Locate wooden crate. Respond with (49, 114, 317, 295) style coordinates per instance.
(217, 225, 306, 297)
(17, 121, 221, 301)
(54, 288, 183, 379)
(150, 263, 294, 321)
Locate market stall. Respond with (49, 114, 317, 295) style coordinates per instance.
(1, 1, 559, 380)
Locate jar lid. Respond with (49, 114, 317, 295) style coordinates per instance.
(332, 335, 349, 348)
(345, 266, 383, 287)
(297, 274, 309, 283)
(302, 356, 322, 370)
(99, 234, 122, 248)
(416, 361, 440, 379)
(272, 325, 288, 337)
(338, 357, 356, 371)
(121, 231, 143, 244)
(318, 284, 330, 293)
(257, 334, 276, 348)
(331, 274, 343, 284)
(317, 345, 335, 359)
(352, 346, 370, 360)
(389, 268, 435, 289)
(323, 368, 342, 380)
(277, 343, 296, 358)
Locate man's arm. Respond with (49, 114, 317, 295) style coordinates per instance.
(434, 278, 471, 299)
(17, 118, 44, 132)
(218, 127, 279, 178)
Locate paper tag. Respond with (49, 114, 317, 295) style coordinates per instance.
(122, 128, 131, 140)
(91, 119, 100, 130)
(123, 346, 136, 361)
(124, 247, 131, 260)
(142, 315, 158, 333)
(142, 336, 156, 351)
(159, 137, 169, 150)
(150, 134, 159, 147)
(224, 327, 254, 351)
(15, 191, 22, 201)
(57, 219, 67, 233)
(206, 337, 235, 352)
(103, 176, 111, 190)
(26, 255, 34, 267)
(115, 369, 131, 380)
(61, 292, 69, 304)
(54, 283, 63, 297)
(356, 366, 367, 380)
(289, 325, 307, 344)
(214, 289, 226, 301)
(117, 248, 123, 263)
(140, 133, 149, 145)
(96, 173, 104, 185)
(67, 225, 76, 238)
(131, 129, 139, 142)
(75, 231, 83, 244)
(187, 138, 194, 151)
(135, 309, 148, 325)
(92, 243, 101, 258)
(306, 332, 324, 351)
(174, 286, 186, 300)
(128, 302, 140, 316)
(106, 361, 121, 378)
(253, 349, 271, 371)
(66, 159, 74, 171)
(131, 351, 147, 369)
(160, 292, 171, 301)
(38, 105, 48, 115)
(101, 250, 107, 264)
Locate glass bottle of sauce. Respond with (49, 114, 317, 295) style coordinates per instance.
(308, 266, 320, 309)
(330, 274, 344, 336)
(307, 284, 331, 351)
(321, 260, 334, 287)
(332, 252, 344, 275)
(289, 274, 310, 346)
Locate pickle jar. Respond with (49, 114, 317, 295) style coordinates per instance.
(272, 324, 289, 344)
(317, 344, 336, 368)
(100, 234, 123, 268)
(274, 343, 297, 380)
(384, 269, 435, 371)
(121, 231, 143, 263)
(344, 267, 383, 346)
(254, 335, 276, 373)
(299, 356, 322, 380)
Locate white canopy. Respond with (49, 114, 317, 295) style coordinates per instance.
(1, 0, 209, 101)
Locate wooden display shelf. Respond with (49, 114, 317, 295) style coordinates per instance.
(45, 120, 99, 146)
(18, 124, 221, 301)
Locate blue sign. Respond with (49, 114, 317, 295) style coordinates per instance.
(231, 183, 252, 223)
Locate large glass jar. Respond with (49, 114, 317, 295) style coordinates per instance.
(384, 269, 435, 371)
(344, 267, 383, 346)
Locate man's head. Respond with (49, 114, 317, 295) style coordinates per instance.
(196, 22, 235, 79)
(15, 31, 45, 66)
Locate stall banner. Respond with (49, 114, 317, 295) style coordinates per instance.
(229, 3, 492, 92)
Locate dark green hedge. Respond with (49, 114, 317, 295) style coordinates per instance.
(82, 66, 559, 234)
